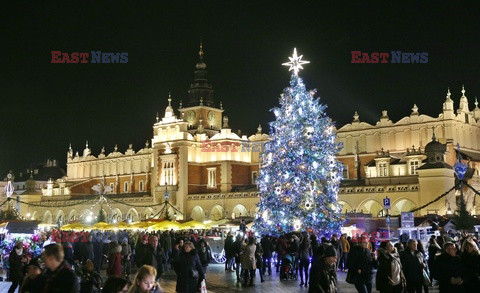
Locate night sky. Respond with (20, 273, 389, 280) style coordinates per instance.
(2, 2, 480, 176)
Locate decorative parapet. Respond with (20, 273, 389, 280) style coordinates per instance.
(339, 184, 419, 194)
(187, 191, 260, 201)
(28, 194, 155, 207)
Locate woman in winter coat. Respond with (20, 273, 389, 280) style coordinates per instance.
(78, 259, 102, 293)
(254, 238, 264, 282)
(173, 241, 205, 293)
(376, 241, 405, 293)
(9, 241, 28, 293)
(241, 237, 257, 286)
(427, 235, 441, 284)
(196, 238, 212, 273)
(460, 237, 480, 291)
(107, 243, 123, 277)
(298, 233, 312, 287)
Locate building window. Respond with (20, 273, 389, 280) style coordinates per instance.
(162, 161, 175, 185)
(378, 162, 388, 177)
(139, 180, 144, 192)
(342, 165, 349, 179)
(110, 183, 114, 193)
(60, 187, 65, 195)
(409, 160, 419, 175)
(207, 167, 216, 188)
(124, 182, 129, 193)
(252, 171, 258, 184)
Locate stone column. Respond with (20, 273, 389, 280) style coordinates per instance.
(177, 145, 189, 220)
(220, 162, 232, 192)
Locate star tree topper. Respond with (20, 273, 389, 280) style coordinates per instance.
(282, 48, 310, 75)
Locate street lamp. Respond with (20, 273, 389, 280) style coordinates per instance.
(454, 144, 468, 215)
(384, 196, 391, 238)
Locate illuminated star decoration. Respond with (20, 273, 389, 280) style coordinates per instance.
(282, 48, 310, 75)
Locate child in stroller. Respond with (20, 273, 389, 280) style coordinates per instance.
(280, 253, 297, 280)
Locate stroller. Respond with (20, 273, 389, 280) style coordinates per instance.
(280, 253, 297, 280)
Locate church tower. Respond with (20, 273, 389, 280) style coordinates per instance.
(179, 43, 224, 137)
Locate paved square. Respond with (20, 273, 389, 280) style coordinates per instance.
(0, 263, 440, 293)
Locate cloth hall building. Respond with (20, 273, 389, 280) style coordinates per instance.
(3, 47, 480, 225)
(8, 46, 268, 224)
(336, 87, 480, 217)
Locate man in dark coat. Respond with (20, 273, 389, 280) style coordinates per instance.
(81, 234, 95, 264)
(239, 219, 246, 233)
(8, 241, 28, 293)
(160, 231, 172, 271)
(224, 233, 235, 271)
(92, 232, 104, 271)
(400, 239, 424, 293)
(141, 235, 165, 280)
(347, 237, 378, 293)
(260, 234, 274, 275)
(233, 234, 244, 281)
(309, 245, 337, 292)
(433, 242, 465, 293)
(135, 234, 149, 268)
(42, 243, 79, 293)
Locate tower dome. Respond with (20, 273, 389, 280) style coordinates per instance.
(417, 131, 452, 170)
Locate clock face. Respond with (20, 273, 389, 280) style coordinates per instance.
(185, 110, 196, 122)
(208, 111, 215, 122)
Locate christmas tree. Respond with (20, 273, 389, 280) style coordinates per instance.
(254, 49, 344, 235)
(97, 206, 106, 223)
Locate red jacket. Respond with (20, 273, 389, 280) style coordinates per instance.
(107, 252, 122, 277)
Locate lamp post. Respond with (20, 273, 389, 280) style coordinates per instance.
(163, 185, 170, 219)
(454, 144, 468, 211)
(384, 196, 391, 239)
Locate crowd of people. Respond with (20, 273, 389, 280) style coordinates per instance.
(5, 229, 213, 293)
(4, 227, 480, 293)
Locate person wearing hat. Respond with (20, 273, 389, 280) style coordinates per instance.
(121, 238, 132, 277)
(308, 244, 338, 292)
(20, 257, 46, 293)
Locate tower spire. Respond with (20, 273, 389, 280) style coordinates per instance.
(199, 42, 204, 62)
(187, 42, 215, 107)
(458, 84, 470, 113)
